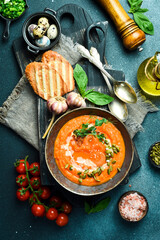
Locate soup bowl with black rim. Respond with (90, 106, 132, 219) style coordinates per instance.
(45, 107, 134, 196)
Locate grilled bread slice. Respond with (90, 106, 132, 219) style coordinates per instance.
(25, 62, 68, 100)
(42, 51, 75, 92)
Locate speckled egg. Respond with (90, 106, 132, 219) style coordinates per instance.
(28, 24, 37, 38)
(47, 24, 58, 40)
(35, 36, 51, 47)
(38, 17, 50, 30)
(33, 25, 47, 39)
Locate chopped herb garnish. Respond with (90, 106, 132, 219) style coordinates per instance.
(95, 118, 107, 126)
(0, 0, 26, 19)
(73, 124, 96, 138)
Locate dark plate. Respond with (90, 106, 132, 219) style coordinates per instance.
(118, 191, 149, 222)
(45, 107, 134, 196)
(148, 141, 160, 168)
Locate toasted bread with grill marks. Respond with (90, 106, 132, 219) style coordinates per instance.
(42, 51, 75, 92)
(25, 62, 68, 100)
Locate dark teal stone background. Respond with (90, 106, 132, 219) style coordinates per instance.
(0, 0, 160, 239)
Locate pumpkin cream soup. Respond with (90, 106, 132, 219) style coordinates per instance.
(54, 115, 125, 186)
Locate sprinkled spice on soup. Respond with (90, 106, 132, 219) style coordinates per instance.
(54, 115, 125, 186)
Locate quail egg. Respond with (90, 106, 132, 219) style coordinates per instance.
(47, 24, 58, 40)
(35, 36, 51, 47)
(38, 17, 50, 30)
(33, 25, 47, 39)
(28, 24, 37, 38)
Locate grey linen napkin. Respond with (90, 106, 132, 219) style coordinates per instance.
(0, 35, 159, 150)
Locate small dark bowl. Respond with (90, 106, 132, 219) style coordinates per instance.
(45, 107, 134, 196)
(22, 8, 61, 54)
(118, 191, 149, 222)
(148, 141, 160, 168)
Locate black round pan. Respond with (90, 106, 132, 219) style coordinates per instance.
(45, 107, 134, 196)
(0, 0, 29, 40)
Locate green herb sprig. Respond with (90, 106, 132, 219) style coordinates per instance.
(85, 197, 111, 214)
(73, 64, 114, 106)
(128, 0, 154, 35)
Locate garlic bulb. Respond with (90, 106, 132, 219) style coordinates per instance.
(47, 96, 68, 114)
(42, 97, 68, 139)
(66, 92, 86, 108)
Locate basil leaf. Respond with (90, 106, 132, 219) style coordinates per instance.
(133, 12, 154, 35)
(128, 0, 143, 8)
(84, 89, 94, 95)
(136, 8, 148, 13)
(84, 201, 91, 214)
(85, 197, 111, 214)
(128, 0, 143, 12)
(73, 64, 88, 97)
(128, 0, 141, 5)
(127, 0, 154, 35)
(85, 91, 114, 106)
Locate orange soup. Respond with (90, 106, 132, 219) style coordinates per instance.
(54, 115, 125, 186)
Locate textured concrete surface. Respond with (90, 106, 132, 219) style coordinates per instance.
(0, 0, 160, 240)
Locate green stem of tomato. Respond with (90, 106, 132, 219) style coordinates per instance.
(24, 156, 48, 210)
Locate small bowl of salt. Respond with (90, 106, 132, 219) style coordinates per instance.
(118, 191, 148, 222)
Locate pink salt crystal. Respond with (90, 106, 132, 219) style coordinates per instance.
(119, 192, 147, 221)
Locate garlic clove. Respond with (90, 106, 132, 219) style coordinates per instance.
(66, 92, 86, 108)
(47, 96, 68, 114)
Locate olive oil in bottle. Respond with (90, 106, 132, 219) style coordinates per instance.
(137, 52, 160, 96)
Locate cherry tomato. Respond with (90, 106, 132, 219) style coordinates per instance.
(16, 174, 28, 187)
(61, 201, 72, 214)
(46, 208, 58, 220)
(29, 193, 39, 205)
(31, 204, 45, 217)
(29, 162, 40, 176)
(49, 196, 62, 208)
(56, 213, 69, 227)
(15, 159, 29, 174)
(16, 187, 30, 201)
(30, 177, 41, 190)
(39, 186, 51, 200)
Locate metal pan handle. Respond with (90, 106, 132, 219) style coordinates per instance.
(3, 19, 11, 40)
(44, 8, 56, 16)
(27, 46, 39, 54)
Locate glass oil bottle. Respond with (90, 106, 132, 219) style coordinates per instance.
(137, 52, 160, 96)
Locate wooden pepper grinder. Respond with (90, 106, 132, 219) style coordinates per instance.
(96, 0, 146, 50)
